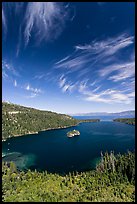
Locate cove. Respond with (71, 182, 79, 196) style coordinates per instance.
(2, 121, 135, 174)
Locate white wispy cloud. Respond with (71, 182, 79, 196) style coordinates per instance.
(2, 60, 44, 99)
(3, 2, 69, 56)
(63, 84, 76, 93)
(2, 8, 6, 31)
(25, 84, 42, 94)
(58, 75, 77, 93)
(70, 6, 76, 21)
(79, 80, 88, 92)
(2, 71, 8, 79)
(23, 83, 44, 98)
(90, 80, 97, 86)
(78, 76, 135, 104)
(55, 55, 71, 65)
(55, 34, 134, 73)
(14, 80, 17, 87)
(77, 71, 135, 105)
(59, 75, 66, 88)
(2, 3, 25, 56)
(75, 44, 92, 51)
(53, 33, 134, 105)
(2, 60, 20, 79)
(24, 2, 68, 46)
(99, 61, 135, 80)
(2, 3, 25, 33)
(74, 34, 134, 54)
(80, 87, 134, 104)
(108, 62, 135, 82)
(55, 54, 90, 70)
(16, 26, 22, 57)
(92, 86, 101, 93)
(62, 84, 70, 92)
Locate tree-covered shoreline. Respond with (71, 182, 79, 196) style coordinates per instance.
(2, 151, 135, 202)
(2, 102, 78, 141)
(2, 102, 135, 202)
(2, 102, 100, 141)
(113, 118, 135, 125)
(77, 119, 100, 123)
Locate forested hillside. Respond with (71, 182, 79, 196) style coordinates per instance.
(2, 102, 78, 141)
(2, 151, 135, 202)
(113, 118, 135, 125)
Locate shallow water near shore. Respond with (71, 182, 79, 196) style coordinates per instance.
(2, 121, 135, 174)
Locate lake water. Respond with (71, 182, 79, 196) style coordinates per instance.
(2, 121, 135, 174)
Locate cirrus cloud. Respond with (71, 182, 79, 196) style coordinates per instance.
(24, 2, 69, 46)
(54, 33, 135, 105)
(2, 2, 70, 54)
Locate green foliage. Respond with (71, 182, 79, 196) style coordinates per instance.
(96, 151, 135, 185)
(2, 102, 78, 141)
(2, 103, 135, 201)
(78, 119, 100, 123)
(2, 152, 135, 202)
(113, 118, 135, 125)
(2, 102, 101, 141)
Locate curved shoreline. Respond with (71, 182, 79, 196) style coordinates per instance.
(2, 124, 79, 142)
(2, 120, 100, 142)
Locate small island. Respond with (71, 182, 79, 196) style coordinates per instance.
(67, 130, 80, 138)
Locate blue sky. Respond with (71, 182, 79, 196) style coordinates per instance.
(2, 2, 135, 114)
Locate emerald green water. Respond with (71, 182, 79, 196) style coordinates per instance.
(2, 121, 135, 174)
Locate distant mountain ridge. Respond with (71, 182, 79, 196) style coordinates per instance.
(70, 110, 135, 117)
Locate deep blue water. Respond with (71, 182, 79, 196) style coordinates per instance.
(2, 121, 135, 174)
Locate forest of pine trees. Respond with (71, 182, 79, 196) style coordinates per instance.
(2, 151, 135, 202)
(2, 102, 78, 141)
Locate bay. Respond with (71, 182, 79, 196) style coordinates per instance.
(2, 121, 135, 174)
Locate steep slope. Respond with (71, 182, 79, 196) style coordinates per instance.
(2, 151, 135, 202)
(2, 102, 78, 141)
